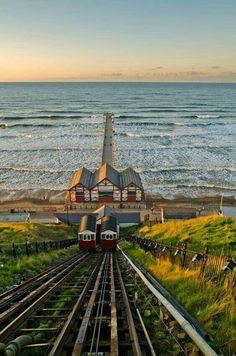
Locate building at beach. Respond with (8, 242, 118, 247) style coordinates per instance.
(66, 112, 145, 210)
(66, 162, 144, 209)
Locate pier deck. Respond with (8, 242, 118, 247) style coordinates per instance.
(102, 112, 114, 166)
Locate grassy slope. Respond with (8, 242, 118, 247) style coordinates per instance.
(0, 246, 78, 292)
(120, 216, 236, 354)
(0, 223, 78, 292)
(0, 222, 77, 247)
(138, 215, 236, 253)
(120, 241, 236, 355)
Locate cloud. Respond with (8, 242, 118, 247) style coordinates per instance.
(184, 71, 206, 76)
(99, 72, 123, 77)
(25, 68, 236, 82)
(108, 72, 123, 77)
(221, 71, 236, 77)
(211, 66, 221, 70)
(143, 70, 207, 78)
(150, 66, 164, 70)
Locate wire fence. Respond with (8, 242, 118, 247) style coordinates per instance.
(125, 235, 236, 290)
(0, 238, 78, 258)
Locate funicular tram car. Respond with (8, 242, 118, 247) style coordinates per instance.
(100, 215, 118, 250)
(78, 214, 96, 250)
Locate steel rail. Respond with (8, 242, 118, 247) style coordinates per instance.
(119, 247, 219, 356)
(72, 253, 107, 356)
(0, 253, 89, 342)
(0, 254, 80, 312)
(115, 255, 143, 356)
(125, 249, 208, 340)
(110, 253, 119, 356)
(2, 255, 98, 356)
(136, 308, 157, 356)
(0, 254, 87, 326)
(48, 261, 101, 356)
(90, 252, 110, 354)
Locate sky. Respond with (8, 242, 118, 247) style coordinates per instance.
(0, 0, 236, 82)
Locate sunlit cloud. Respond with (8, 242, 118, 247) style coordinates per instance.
(150, 66, 164, 70)
(99, 72, 123, 77)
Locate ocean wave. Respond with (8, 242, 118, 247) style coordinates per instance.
(141, 166, 236, 174)
(3, 122, 99, 128)
(1, 114, 85, 120)
(0, 135, 18, 139)
(175, 184, 236, 192)
(116, 141, 231, 149)
(119, 132, 176, 138)
(116, 120, 158, 126)
(173, 122, 185, 126)
(0, 132, 100, 141)
(138, 104, 210, 109)
(7, 123, 68, 128)
(141, 109, 188, 113)
(47, 114, 85, 119)
(117, 120, 227, 127)
(119, 110, 187, 117)
(195, 114, 220, 119)
(126, 132, 141, 137)
(174, 121, 226, 127)
(38, 110, 86, 114)
(118, 115, 149, 119)
(0, 166, 74, 174)
(0, 147, 99, 152)
(118, 130, 233, 141)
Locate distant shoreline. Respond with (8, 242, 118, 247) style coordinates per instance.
(0, 189, 235, 212)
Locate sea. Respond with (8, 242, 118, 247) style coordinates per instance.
(0, 82, 235, 201)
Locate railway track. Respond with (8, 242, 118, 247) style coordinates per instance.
(0, 250, 218, 355)
(49, 252, 152, 355)
(0, 253, 83, 316)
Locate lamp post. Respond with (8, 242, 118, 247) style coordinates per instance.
(65, 194, 70, 226)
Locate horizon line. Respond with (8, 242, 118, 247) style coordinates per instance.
(0, 81, 236, 84)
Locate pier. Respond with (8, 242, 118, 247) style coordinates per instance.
(101, 112, 114, 166)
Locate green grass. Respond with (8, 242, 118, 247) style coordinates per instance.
(0, 222, 77, 247)
(0, 222, 78, 293)
(120, 241, 236, 355)
(0, 245, 78, 293)
(137, 215, 236, 254)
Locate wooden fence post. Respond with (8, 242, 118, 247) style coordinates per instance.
(25, 242, 29, 256)
(12, 243, 17, 258)
(182, 242, 187, 268)
(200, 247, 208, 278)
(169, 243, 173, 258)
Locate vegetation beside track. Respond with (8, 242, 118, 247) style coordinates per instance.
(0, 245, 78, 293)
(0, 222, 77, 247)
(0, 223, 78, 292)
(119, 240, 236, 355)
(137, 215, 236, 254)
